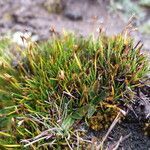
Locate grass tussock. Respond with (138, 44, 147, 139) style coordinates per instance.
(0, 32, 149, 149)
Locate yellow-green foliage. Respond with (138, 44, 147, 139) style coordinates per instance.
(0, 33, 149, 149)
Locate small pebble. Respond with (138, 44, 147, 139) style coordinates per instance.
(12, 31, 39, 47)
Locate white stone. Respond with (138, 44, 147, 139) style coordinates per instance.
(12, 31, 39, 47)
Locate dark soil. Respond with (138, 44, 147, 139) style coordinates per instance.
(89, 83, 150, 150)
(103, 122, 149, 150)
(0, 0, 149, 149)
(90, 122, 150, 150)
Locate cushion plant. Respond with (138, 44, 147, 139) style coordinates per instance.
(0, 32, 149, 149)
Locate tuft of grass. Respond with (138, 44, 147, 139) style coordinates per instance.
(0, 32, 149, 149)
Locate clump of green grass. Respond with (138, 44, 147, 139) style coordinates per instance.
(0, 32, 149, 149)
